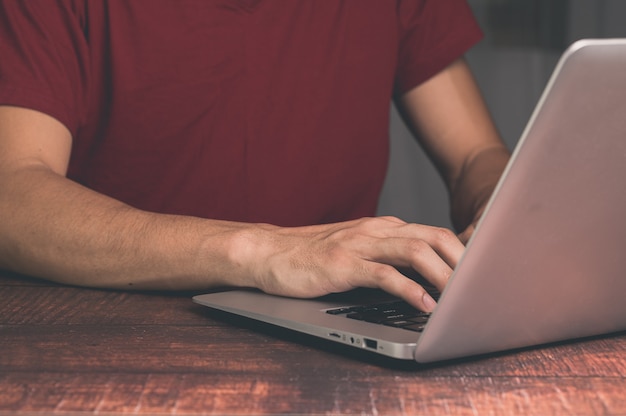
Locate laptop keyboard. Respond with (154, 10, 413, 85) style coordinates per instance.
(326, 299, 432, 332)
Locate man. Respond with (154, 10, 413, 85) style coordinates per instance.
(0, 0, 509, 312)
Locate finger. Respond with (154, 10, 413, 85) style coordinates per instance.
(358, 263, 439, 312)
(415, 226, 465, 269)
(372, 223, 465, 269)
(360, 235, 458, 292)
(396, 238, 455, 292)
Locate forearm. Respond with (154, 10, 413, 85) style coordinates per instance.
(0, 166, 256, 291)
(396, 58, 510, 233)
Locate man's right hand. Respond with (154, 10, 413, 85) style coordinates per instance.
(233, 216, 465, 312)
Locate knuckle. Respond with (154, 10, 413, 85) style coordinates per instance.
(369, 263, 397, 283)
(353, 216, 378, 231)
(356, 215, 400, 230)
(406, 239, 430, 257)
(431, 226, 457, 244)
(379, 215, 403, 223)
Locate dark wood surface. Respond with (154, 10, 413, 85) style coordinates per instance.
(1, 270, 625, 415)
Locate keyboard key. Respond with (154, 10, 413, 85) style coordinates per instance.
(326, 300, 432, 333)
(403, 323, 427, 332)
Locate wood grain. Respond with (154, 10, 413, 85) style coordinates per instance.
(1, 271, 625, 415)
(2, 372, 625, 414)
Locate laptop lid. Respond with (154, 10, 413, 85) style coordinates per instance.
(194, 39, 626, 363)
(415, 38, 626, 362)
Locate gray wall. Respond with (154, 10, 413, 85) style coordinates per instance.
(377, 0, 626, 229)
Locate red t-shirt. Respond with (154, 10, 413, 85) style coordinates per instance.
(0, 0, 482, 226)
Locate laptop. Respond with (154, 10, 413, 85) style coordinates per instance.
(193, 39, 626, 363)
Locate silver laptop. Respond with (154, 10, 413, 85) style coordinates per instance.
(193, 39, 626, 363)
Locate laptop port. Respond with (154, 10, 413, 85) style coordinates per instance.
(364, 338, 378, 350)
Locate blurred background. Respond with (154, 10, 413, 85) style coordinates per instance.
(377, 0, 626, 229)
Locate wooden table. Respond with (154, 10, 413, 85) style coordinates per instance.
(1, 270, 625, 415)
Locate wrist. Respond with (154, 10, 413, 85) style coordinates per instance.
(220, 222, 279, 289)
(451, 146, 510, 231)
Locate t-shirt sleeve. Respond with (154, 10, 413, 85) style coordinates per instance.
(0, 0, 88, 137)
(394, 0, 483, 95)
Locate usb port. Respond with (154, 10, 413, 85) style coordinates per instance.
(364, 338, 378, 350)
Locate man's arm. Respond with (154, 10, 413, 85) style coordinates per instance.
(396, 58, 511, 242)
(0, 106, 465, 311)
(0, 106, 250, 291)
